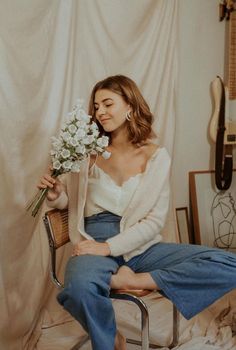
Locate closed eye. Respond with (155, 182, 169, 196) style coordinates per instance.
(94, 103, 113, 111)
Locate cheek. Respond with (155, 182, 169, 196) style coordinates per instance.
(111, 106, 126, 119)
(117, 113, 127, 124)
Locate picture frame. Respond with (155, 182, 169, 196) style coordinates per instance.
(189, 170, 236, 252)
(175, 207, 191, 244)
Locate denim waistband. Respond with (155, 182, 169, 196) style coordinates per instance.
(84, 211, 122, 223)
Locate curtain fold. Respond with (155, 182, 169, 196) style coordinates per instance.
(0, 1, 178, 348)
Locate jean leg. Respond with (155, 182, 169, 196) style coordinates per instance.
(57, 255, 119, 350)
(127, 242, 236, 319)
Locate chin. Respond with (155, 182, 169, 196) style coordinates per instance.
(102, 125, 115, 132)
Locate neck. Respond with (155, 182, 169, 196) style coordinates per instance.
(110, 128, 134, 152)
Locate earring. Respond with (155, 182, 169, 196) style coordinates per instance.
(126, 111, 132, 121)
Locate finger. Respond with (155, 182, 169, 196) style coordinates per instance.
(72, 250, 79, 256)
(37, 183, 47, 189)
(44, 174, 56, 183)
(39, 179, 54, 188)
(79, 241, 92, 247)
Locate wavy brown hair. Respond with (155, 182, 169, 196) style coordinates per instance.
(88, 75, 155, 145)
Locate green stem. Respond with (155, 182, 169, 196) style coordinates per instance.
(26, 169, 61, 217)
(31, 187, 49, 217)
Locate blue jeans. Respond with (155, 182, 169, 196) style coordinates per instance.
(57, 212, 236, 350)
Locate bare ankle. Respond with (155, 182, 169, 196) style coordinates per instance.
(111, 266, 136, 289)
(114, 330, 126, 350)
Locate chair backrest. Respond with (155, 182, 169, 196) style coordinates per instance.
(44, 208, 69, 249)
(43, 208, 70, 288)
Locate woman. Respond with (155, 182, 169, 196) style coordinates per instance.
(38, 75, 236, 350)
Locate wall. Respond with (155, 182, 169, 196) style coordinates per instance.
(173, 0, 225, 208)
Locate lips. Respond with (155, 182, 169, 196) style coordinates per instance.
(100, 118, 111, 124)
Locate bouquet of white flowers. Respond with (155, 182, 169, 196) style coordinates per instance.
(26, 99, 110, 217)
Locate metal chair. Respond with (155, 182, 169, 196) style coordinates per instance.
(43, 208, 179, 350)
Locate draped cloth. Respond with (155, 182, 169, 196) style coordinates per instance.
(3, 1, 227, 349)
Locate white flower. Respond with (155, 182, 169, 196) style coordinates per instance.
(67, 111, 76, 122)
(97, 136, 109, 147)
(68, 124, 77, 134)
(75, 145, 86, 154)
(77, 109, 91, 123)
(54, 152, 61, 159)
(62, 160, 73, 170)
(75, 128, 86, 139)
(90, 122, 99, 136)
(102, 151, 111, 159)
(69, 137, 79, 147)
(82, 135, 95, 145)
(61, 149, 70, 159)
(76, 120, 86, 128)
(53, 160, 62, 170)
(92, 130, 99, 137)
(71, 161, 81, 173)
(61, 131, 72, 142)
(90, 121, 98, 131)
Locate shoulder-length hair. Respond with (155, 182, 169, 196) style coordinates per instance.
(88, 75, 156, 145)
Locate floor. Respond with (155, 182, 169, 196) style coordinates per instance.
(79, 339, 169, 350)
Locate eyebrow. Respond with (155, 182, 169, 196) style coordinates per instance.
(94, 98, 113, 105)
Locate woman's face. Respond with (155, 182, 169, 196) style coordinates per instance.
(94, 89, 130, 133)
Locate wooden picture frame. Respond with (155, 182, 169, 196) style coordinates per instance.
(189, 170, 236, 252)
(175, 207, 191, 244)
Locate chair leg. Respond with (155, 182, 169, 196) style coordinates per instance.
(111, 291, 180, 350)
(111, 292, 150, 350)
(68, 304, 179, 350)
(169, 304, 179, 348)
(126, 297, 149, 350)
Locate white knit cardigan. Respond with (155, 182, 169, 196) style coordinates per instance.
(47, 147, 171, 261)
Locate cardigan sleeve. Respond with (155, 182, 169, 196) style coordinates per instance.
(106, 150, 170, 256)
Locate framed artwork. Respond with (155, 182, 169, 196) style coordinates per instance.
(189, 170, 236, 252)
(175, 207, 191, 244)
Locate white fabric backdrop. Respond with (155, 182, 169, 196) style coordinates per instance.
(1, 1, 236, 349)
(0, 0, 181, 349)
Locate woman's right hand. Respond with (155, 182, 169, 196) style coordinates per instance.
(37, 168, 64, 201)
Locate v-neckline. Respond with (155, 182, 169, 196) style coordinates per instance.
(92, 147, 160, 187)
(94, 164, 142, 187)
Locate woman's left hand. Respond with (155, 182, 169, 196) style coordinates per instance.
(72, 241, 111, 256)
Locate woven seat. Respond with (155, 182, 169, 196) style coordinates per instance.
(43, 208, 179, 350)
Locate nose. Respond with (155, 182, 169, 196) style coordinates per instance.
(96, 105, 106, 117)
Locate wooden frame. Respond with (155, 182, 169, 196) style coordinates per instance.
(189, 170, 236, 252)
(175, 207, 191, 244)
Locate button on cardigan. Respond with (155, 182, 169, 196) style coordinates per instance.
(47, 147, 171, 262)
